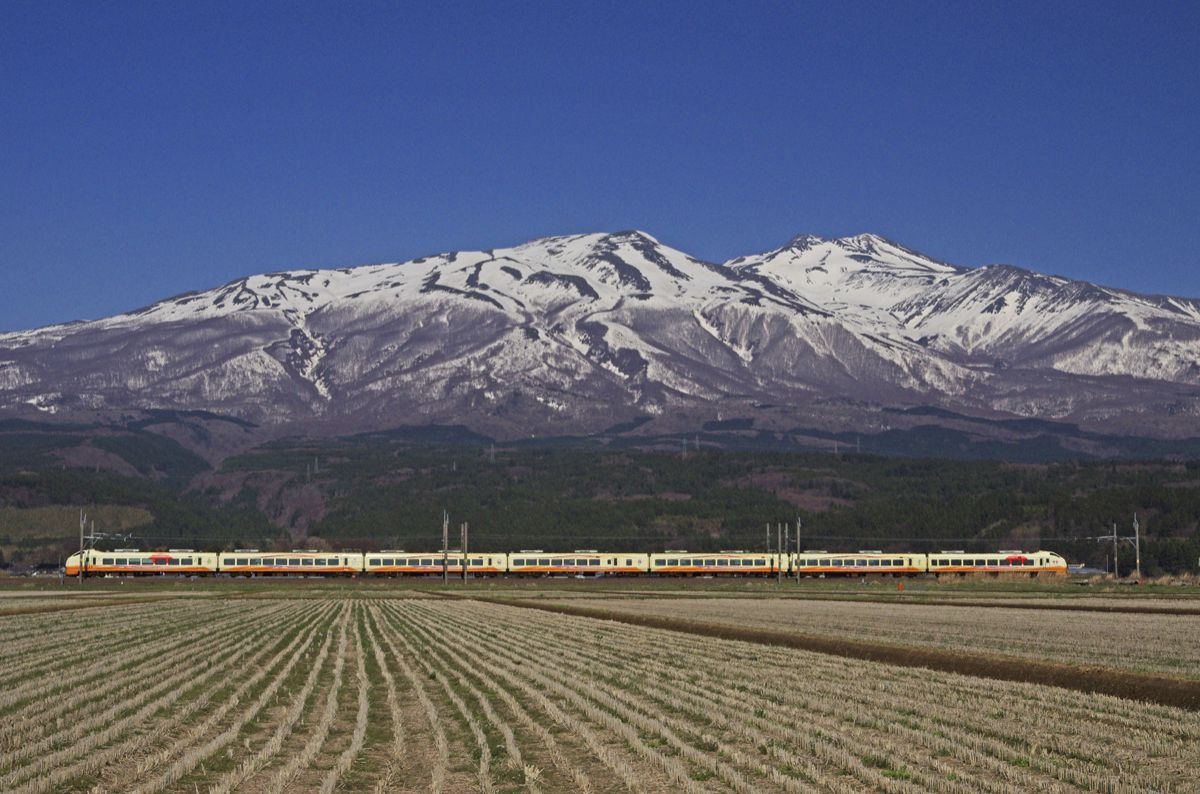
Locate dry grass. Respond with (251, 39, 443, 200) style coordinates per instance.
(552, 595, 1200, 678)
(3, 593, 1198, 792)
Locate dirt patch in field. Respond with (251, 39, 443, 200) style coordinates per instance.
(476, 596, 1200, 712)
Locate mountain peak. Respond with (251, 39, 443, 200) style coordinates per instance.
(784, 233, 825, 252)
(604, 229, 661, 245)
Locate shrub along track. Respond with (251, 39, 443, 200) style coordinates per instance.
(472, 596, 1200, 711)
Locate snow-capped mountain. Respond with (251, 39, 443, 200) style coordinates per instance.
(3, 230, 1199, 441)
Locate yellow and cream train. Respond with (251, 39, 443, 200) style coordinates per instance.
(65, 548, 1068, 577)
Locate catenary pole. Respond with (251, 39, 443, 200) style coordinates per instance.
(795, 517, 802, 582)
(78, 509, 84, 584)
(442, 510, 449, 584)
(1112, 522, 1119, 578)
(776, 522, 782, 584)
(1133, 513, 1141, 580)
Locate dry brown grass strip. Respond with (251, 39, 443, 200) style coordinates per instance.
(476, 596, 1200, 711)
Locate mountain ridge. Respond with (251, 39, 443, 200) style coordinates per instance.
(3, 230, 1199, 447)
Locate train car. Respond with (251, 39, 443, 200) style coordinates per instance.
(217, 550, 363, 576)
(364, 551, 507, 576)
(792, 550, 926, 577)
(65, 549, 219, 576)
(927, 550, 1068, 577)
(507, 550, 648, 576)
(649, 550, 780, 575)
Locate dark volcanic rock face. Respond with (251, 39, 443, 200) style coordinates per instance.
(2, 231, 1200, 439)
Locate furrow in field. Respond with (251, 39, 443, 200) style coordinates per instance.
(0, 601, 250, 714)
(393, 601, 703, 792)
(382, 604, 498, 793)
(368, 605, 453, 794)
(444, 599, 1200, 793)
(261, 603, 351, 794)
(497, 602, 1199, 791)
(205, 602, 342, 794)
(362, 605, 406, 794)
(119, 601, 337, 794)
(318, 609, 372, 794)
(0, 601, 299, 777)
(393, 601, 595, 793)
(9, 602, 323, 794)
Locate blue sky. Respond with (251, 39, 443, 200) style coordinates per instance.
(2, 1, 1197, 331)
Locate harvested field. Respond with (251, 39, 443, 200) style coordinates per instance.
(545, 596, 1200, 679)
(3, 594, 1198, 792)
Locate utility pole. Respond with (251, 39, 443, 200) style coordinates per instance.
(442, 510, 449, 585)
(795, 517, 802, 582)
(78, 509, 86, 584)
(776, 522, 782, 584)
(1133, 513, 1141, 580)
(784, 523, 790, 582)
(1112, 522, 1120, 578)
(461, 522, 468, 584)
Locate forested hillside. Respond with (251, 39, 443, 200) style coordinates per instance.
(2, 418, 1199, 575)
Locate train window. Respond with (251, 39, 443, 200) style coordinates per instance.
(868, 559, 880, 566)
(378, 558, 390, 566)
(854, 559, 866, 567)
(472, 559, 482, 566)
(115, 558, 126, 565)
(654, 559, 666, 566)
(832, 560, 843, 567)
(235, 558, 247, 566)
(154, 558, 167, 565)
(368, 558, 380, 566)
(1023, 560, 1033, 566)
(892, 559, 903, 566)
(302, 559, 313, 566)
(182, 558, 192, 566)
(168, 559, 179, 566)
(102, 558, 113, 565)
(248, 558, 258, 566)
(704, 559, 716, 566)
(589, 559, 600, 566)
